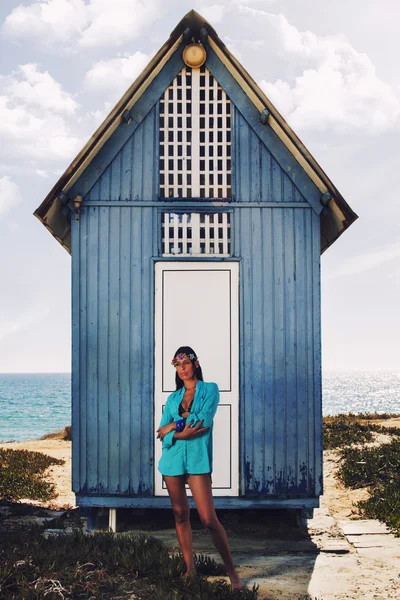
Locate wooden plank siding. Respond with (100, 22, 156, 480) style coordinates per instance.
(235, 206, 321, 496)
(85, 106, 158, 202)
(72, 87, 322, 501)
(72, 205, 156, 495)
(233, 109, 306, 204)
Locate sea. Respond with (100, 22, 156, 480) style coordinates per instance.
(0, 371, 399, 442)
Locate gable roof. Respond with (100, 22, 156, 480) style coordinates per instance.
(34, 9, 357, 254)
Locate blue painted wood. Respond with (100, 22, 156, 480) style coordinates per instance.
(305, 210, 315, 495)
(108, 207, 121, 493)
(234, 109, 308, 205)
(260, 142, 272, 201)
(261, 207, 275, 494)
(97, 207, 110, 492)
(206, 49, 322, 214)
(142, 110, 157, 200)
(69, 48, 184, 200)
(283, 208, 297, 491)
(121, 133, 133, 200)
(84, 107, 158, 203)
(250, 130, 261, 202)
(141, 207, 155, 493)
(249, 208, 264, 491)
(73, 205, 157, 496)
(76, 494, 320, 509)
(72, 204, 322, 500)
(119, 210, 132, 494)
(70, 44, 324, 503)
(272, 208, 286, 494)
(86, 207, 99, 492)
(294, 209, 309, 493)
(71, 217, 81, 492)
(235, 206, 321, 497)
(312, 210, 323, 495)
(130, 209, 143, 493)
(78, 212, 88, 492)
(84, 200, 309, 207)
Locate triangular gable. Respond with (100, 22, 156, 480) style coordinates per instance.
(34, 9, 357, 253)
(83, 64, 311, 208)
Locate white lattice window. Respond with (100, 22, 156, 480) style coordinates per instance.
(159, 65, 232, 199)
(162, 212, 231, 256)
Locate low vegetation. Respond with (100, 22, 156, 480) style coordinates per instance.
(323, 413, 400, 536)
(0, 448, 64, 503)
(40, 425, 72, 441)
(0, 529, 258, 599)
(322, 412, 400, 450)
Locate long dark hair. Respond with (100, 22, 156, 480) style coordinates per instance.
(173, 346, 203, 390)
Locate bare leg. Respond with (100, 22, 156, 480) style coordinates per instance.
(163, 475, 195, 576)
(187, 474, 244, 590)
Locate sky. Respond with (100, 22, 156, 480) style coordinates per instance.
(0, 0, 399, 373)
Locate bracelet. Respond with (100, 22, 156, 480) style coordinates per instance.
(176, 419, 186, 432)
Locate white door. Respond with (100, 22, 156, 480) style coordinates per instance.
(154, 261, 239, 496)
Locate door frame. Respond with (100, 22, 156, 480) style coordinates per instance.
(154, 260, 240, 496)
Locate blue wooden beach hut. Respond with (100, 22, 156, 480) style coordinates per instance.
(35, 10, 357, 526)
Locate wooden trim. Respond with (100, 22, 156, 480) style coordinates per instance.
(64, 35, 183, 194)
(268, 117, 328, 194)
(206, 48, 322, 214)
(76, 494, 320, 508)
(83, 200, 311, 208)
(208, 38, 328, 195)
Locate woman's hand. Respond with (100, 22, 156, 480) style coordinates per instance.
(175, 420, 208, 440)
(157, 422, 176, 440)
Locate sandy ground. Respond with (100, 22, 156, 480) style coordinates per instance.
(4, 418, 400, 517)
(0, 437, 374, 516)
(0, 438, 75, 508)
(1, 420, 400, 600)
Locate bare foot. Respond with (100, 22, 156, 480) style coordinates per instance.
(229, 572, 245, 590)
(184, 569, 197, 578)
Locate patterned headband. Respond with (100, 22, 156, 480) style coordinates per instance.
(171, 353, 197, 366)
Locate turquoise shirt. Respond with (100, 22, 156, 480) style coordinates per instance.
(158, 380, 220, 476)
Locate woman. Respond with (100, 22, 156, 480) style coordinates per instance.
(157, 346, 243, 590)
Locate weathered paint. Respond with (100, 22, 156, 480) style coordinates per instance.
(234, 207, 322, 496)
(233, 108, 307, 204)
(72, 204, 157, 495)
(84, 106, 158, 202)
(71, 63, 322, 505)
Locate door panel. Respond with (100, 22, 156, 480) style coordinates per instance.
(154, 262, 239, 496)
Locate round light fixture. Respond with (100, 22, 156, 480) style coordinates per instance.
(183, 43, 207, 69)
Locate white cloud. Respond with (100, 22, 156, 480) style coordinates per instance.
(0, 96, 81, 161)
(0, 63, 82, 163)
(0, 176, 21, 218)
(4, 64, 79, 115)
(3, 0, 161, 49)
(252, 12, 400, 133)
(84, 51, 151, 97)
(198, 4, 227, 24)
(325, 242, 400, 280)
(36, 169, 50, 178)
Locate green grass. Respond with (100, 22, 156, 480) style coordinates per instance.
(324, 414, 400, 536)
(0, 529, 258, 599)
(322, 413, 400, 450)
(337, 438, 400, 535)
(0, 448, 64, 503)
